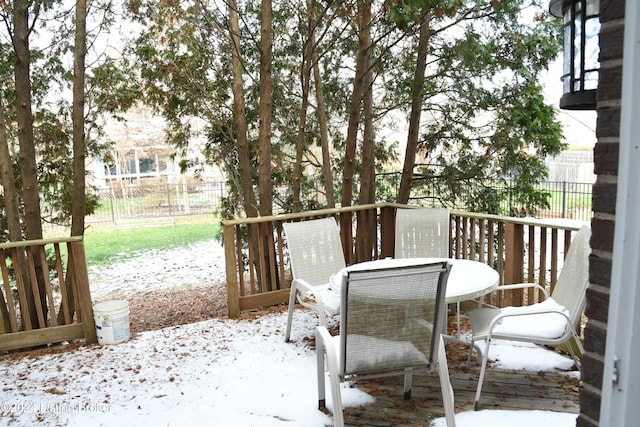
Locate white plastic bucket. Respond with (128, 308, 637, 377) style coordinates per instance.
(94, 300, 130, 345)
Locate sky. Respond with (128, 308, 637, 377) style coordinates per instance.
(541, 59, 597, 148)
(0, 308, 579, 427)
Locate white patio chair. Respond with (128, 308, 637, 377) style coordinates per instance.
(282, 217, 346, 342)
(466, 225, 591, 410)
(395, 207, 450, 258)
(316, 261, 456, 427)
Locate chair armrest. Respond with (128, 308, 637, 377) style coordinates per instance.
(292, 278, 325, 310)
(494, 282, 550, 299)
(316, 326, 334, 349)
(485, 303, 572, 340)
(292, 278, 340, 317)
(292, 278, 316, 296)
(490, 306, 571, 322)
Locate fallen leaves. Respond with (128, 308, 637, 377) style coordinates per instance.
(44, 387, 66, 395)
(127, 286, 228, 333)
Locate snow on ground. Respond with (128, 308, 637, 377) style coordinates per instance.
(0, 310, 334, 427)
(87, 239, 226, 300)
(0, 242, 580, 426)
(0, 308, 579, 427)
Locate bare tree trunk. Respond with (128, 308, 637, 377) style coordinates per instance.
(229, 0, 259, 219)
(313, 60, 335, 208)
(13, 0, 42, 242)
(0, 98, 20, 332)
(258, 0, 273, 217)
(58, 0, 87, 325)
(397, 16, 430, 204)
(310, 0, 335, 208)
(71, 0, 87, 237)
(257, 0, 278, 290)
(13, 0, 44, 324)
(0, 100, 21, 245)
(230, 0, 272, 291)
(359, 58, 374, 206)
(357, 30, 375, 262)
(291, 5, 313, 213)
(341, 0, 371, 210)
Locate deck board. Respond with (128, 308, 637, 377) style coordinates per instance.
(332, 343, 580, 427)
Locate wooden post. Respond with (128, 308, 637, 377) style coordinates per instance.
(339, 213, 354, 265)
(69, 241, 97, 344)
(504, 223, 524, 306)
(223, 223, 240, 318)
(379, 205, 395, 258)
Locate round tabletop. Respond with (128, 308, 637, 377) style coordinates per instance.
(330, 258, 500, 303)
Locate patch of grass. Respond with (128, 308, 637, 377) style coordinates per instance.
(82, 220, 221, 267)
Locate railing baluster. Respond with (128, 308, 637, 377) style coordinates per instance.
(66, 244, 81, 323)
(54, 243, 72, 324)
(247, 224, 257, 295)
(0, 251, 18, 332)
(35, 245, 58, 327)
(235, 224, 245, 296)
(469, 217, 477, 259)
(276, 222, 286, 289)
(25, 247, 47, 328)
(12, 247, 33, 330)
(478, 219, 485, 263)
(550, 229, 559, 295)
(527, 225, 536, 303)
(539, 227, 548, 295)
(454, 216, 462, 259)
(497, 222, 505, 307)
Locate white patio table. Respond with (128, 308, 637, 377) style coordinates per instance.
(329, 257, 500, 343)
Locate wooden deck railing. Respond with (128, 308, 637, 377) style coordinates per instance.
(222, 204, 585, 318)
(0, 237, 97, 351)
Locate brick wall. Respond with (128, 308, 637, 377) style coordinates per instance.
(578, 1, 625, 426)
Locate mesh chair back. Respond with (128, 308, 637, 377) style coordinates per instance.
(395, 208, 450, 258)
(550, 225, 591, 328)
(283, 217, 346, 287)
(339, 261, 450, 377)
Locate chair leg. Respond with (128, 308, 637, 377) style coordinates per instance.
(474, 338, 492, 411)
(466, 339, 475, 368)
(403, 368, 413, 400)
(316, 327, 344, 427)
(436, 336, 457, 427)
(317, 305, 327, 329)
(315, 327, 327, 409)
(284, 284, 298, 342)
(567, 332, 585, 370)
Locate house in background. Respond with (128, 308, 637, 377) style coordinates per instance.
(90, 105, 224, 188)
(545, 149, 596, 183)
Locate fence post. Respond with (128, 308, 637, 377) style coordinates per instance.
(379, 205, 396, 258)
(503, 223, 524, 306)
(166, 183, 172, 216)
(223, 223, 240, 318)
(562, 181, 567, 218)
(69, 241, 97, 344)
(109, 185, 116, 225)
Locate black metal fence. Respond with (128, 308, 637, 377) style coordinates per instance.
(401, 179, 593, 222)
(84, 181, 228, 225)
(77, 179, 592, 227)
